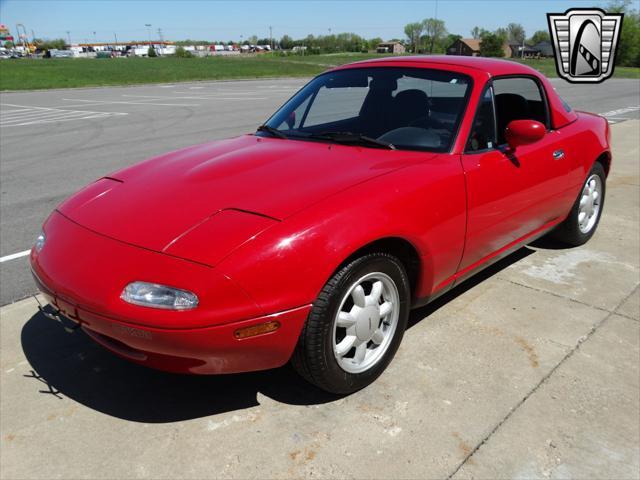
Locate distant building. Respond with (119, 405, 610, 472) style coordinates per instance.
(532, 41, 554, 57)
(447, 38, 512, 58)
(508, 42, 539, 59)
(377, 42, 406, 54)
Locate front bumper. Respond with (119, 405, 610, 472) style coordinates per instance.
(31, 211, 310, 374)
(35, 283, 310, 374)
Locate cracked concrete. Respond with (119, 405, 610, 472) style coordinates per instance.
(1, 121, 638, 479)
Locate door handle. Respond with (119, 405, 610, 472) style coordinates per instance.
(553, 150, 565, 160)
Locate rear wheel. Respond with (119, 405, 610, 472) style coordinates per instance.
(553, 162, 606, 246)
(292, 253, 410, 394)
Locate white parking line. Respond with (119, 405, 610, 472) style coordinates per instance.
(173, 90, 270, 95)
(63, 98, 199, 107)
(121, 94, 267, 101)
(599, 106, 640, 117)
(0, 103, 127, 127)
(0, 250, 31, 263)
(599, 106, 640, 125)
(3, 109, 92, 122)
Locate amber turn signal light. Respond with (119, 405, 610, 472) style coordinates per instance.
(234, 320, 281, 339)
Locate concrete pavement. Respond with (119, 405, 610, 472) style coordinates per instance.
(0, 120, 638, 479)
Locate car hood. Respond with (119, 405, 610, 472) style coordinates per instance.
(58, 135, 433, 259)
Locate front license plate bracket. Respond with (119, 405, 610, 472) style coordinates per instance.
(34, 296, 81, 333)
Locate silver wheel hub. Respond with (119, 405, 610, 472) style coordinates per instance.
(578, 174, 602, 234)
(332, 272, 400, 374)
(355, 306, 381, 341)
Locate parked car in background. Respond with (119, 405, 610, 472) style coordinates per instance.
(31, 56, 611, 394)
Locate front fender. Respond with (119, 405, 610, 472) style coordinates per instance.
(217, 157, 466, 314)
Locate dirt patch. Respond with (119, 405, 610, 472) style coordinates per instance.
(514, 336, 540, 368)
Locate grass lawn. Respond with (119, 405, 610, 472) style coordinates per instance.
(0, 53, 637, 90)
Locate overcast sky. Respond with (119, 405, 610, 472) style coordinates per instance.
(0, 0, 613, 43)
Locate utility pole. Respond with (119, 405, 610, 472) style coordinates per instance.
(114, 32, 118, 45)
(66, 30, 71, 46)
(429, 0, 439, 54)
(92, 31, 97, 44)
(157, 28, 163, 43)
(269, 25, 272, 50)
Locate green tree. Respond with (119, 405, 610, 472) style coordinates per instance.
(279, 34, 294, 50)
(35, 38, 66, 51)
(506, 23, 526, 44)
(423, 18, 447, 53)
(147, 46, 157, 57)
(174, 39, 210, 46)
(608, 0, 640, 66)
(445, 33, 462, 49)
(479, 32, 505, 57)
(529, 30, 550, 44)
(367, 37, 383, 50)
(494, 28, 508, 42)
(471, 27, 489, 40)
(175, 46, 193, 58)
(404, 22, 424, 53)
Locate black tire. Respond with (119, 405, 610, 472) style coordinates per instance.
(552, 162, 606, 246)
(291, 253, 410, 394)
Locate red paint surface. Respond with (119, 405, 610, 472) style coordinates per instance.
(31, 57, 610, 375)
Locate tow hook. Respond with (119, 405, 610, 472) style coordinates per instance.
(34, 296, 81, 333)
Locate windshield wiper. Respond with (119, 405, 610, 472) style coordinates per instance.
(311, 131, 395, 150)
(256, 125, 288, 139)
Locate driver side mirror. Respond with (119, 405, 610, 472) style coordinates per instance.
(505, 119, 546, 150)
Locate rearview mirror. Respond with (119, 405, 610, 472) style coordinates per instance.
(505, 120, 546, 149)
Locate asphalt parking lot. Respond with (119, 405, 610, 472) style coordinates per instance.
(0, 75, 638, 478)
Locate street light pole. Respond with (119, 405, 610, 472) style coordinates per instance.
(16, 24, 27, 53)
(66, 30, 71, 46)
(145, 23, 152, 46)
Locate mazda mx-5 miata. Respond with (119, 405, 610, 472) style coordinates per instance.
(31, 56, 611, 393)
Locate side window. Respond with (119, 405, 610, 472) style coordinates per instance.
(492, 77, 548, 145)
(466, 87, 496, 153)
(395, 75, 468, 131)
(303, 85, 369, 127)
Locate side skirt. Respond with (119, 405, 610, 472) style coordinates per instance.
(411, 216, 565, 309)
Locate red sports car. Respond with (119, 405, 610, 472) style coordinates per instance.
(31, 56, 611, 394)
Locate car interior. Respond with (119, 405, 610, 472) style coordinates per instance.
(467, 78, 549, 151)
(274, 69, 471, 152)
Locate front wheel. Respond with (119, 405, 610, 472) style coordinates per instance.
(292, 253, 410, 394)
(553, 162, 606, 246)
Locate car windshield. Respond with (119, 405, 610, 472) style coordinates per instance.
(260, 67, 471, 152)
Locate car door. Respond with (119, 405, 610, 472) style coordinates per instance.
(458, 76, 571, 273)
